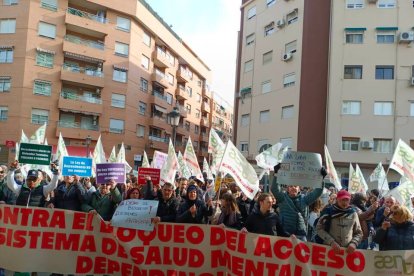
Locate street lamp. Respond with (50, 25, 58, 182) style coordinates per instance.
(167, 106, 180, 148)
(85, 135, 92, 158)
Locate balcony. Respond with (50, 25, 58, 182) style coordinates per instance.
(200, 117, 209, 127)
(56, 121, 100, 140)
(203, 86, 212, 98)
(58, 91, 103, 115)
(175, 86, 188, 101)
(61, 64, 105, 88)
(202, 102, 211, 113)
(200, 133, 209, 143)
(151, 71, 169, 88)
(177, 69, 191, 83)
(149, 115, 170, 130)
(152, 48, 170, 68)
(65, 7, 109, 36)
(151, 91, 171, 108)
(177, 105, 188, 117)
(63, 35, 105, 62)
(198, 147, 209, 158)
(148, 135, 169, 151)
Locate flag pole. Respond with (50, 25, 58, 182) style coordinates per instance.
(378, 166, 391, 199)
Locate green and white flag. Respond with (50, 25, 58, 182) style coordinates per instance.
(108, 146, 117, 163)
(386, 177, 414, 208)
(369, 162, 389, 192)
(56, 132, 68, 167)
(29, 122, 47, 144)
(203, 157, 213, 180)
(255, 143, 284, 171)
(208, 128, 225, 175)
(183, 137, 203, 179)
(20, 130, 29, 143)
(389, 139, 414, 182)
(15, 142, 19, 159)
(218, 140, 259, 200)
(117, 142, 132, 173)
(177, 151, 191, 179)
(160, 139, 180, 186)
(348, 164, 367, 194)
(142, 151, 150, 168)
(324, 145, 342, 190)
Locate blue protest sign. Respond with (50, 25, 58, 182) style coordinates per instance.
(62, 156, 92, 177)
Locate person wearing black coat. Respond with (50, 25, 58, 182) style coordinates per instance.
(243, 193, 290, 237)
(151, 182, 179, 223)
(49, 175, 87, 211)
(176, 184, 213, 224)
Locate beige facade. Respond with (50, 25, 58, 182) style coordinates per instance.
(235, 0, 413, 183)
(211, 92, 233, 143)
(0, 0, 219, 167)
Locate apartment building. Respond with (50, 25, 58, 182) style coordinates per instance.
(235, 0, 414, 182)
(211, 92, 234, 143)
(0, 0, 214, 167)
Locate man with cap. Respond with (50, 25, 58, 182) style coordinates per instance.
(176, 183, 213, 224)
(316, 190, 363, 253)
(7, 161, 59, 207)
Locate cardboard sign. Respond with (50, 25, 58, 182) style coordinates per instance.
(96, 163, 126, 184)
(111, 199, 159, 231)
(138, 167, 160, 186)
(18, 143, 52, 165)
(277, 151, 323, 188)
(62, 156, 92, 177)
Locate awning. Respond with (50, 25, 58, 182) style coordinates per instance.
(376, 27, 398, 31)
(344, 28, 367, 31)
(34, 79, 51, 84)
(153, 105, 167, 113)
(52, 145, 95, 158)
(113, 65, 128, 71)
(36, 47, 55, 55)
(58, 108, 101, 116)
(240, 87, 251, 93)
(64, 51, 104, 63)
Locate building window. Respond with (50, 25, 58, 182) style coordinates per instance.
(141, 55, 149, 70)
(263, 51, 272, 65)
(186, 104, 191, 114)
(262, 80, 271, 94)
(31, 108, 49, 125)
(375, 66, 394, 79)
(166, 93, 173, 105)
(285, 40, 297, 54)
(116, 17, 130, 32)
(36, 51, 54, 68)
(247, 6, 256, 20)
(259, 110, 270, 123)
(240, 142, 249, 152)
(283, 73, 296, 87)
(195, 109, 200, 118)
(346, 0, 364, 9)
(280, 138, 293, 149)
(342, 101, 361, 115)
(410, 102, 414, 116)
(373, 139, 392, 153)
(185, 121, 190, 131)
(0, 48, 13, 63)
(264, 22, 275, 36)
(246, 33, 255, 46)
(195, 125, 199, 134)
(143, 32, 151, 46)
(109, 119, 124, 134)
(186, 86, 192, 97)
(378, 0, 396, 8)
(244, 60, 253, 73)
(282, 105, 294, 119)
(167, 73, 174, 85)
(114, 42, 129, 56)
(377, 31, 395, 44)
(286, 10, 298, 24)
(197, 93, 202, 102)
(111, 93, 126, 108)
(241, 114, 250, 127)
(374, 101, 393, 115)
(140, 78, 148, 92)
(38, 22, 56, 39)
(0, 19, 16, 33)
(33, 80, 51, 96)
(341, 138, 359, 151)
(345, 31, 364, 44)
(138, 101, 146, 115)
(113, 69, 127, 83)
(0, 77, 11, 92)
(136, 125, 145, 137)
(40, 0, 57, 11)
(3, 0, 19, 5)
(267, 0, 276, 7)
(344, 65, 362, 79)
(0, 107, 8, 121)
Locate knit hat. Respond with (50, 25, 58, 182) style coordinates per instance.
(337, 190, 351, 200)
(187, 184, 197, 193)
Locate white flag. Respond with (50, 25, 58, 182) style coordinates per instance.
(389, 139, 414, 182)
(20, 130, 29, 143)
(324, 145, 342, 190)
(208, 129, 226, 174)
(29, 122, 47, 144)
(93, 135, 106, 164)
(369, 162, 389, 192)
(56, 132, 68, 167)
(183, 137, 203, 179)
(108, 146, 117, 163)
(255, 143, 284, 170)
(348, 164, 366, 194)
(386, 177, 414, 208)
(15, 142, 19, 159)
(160, 139, 180, 186)
(117, 143, 132, 173)
(356, 164, 368, 192)
(203, 158, 213, 180)
(177, 151, 192, 179)
(142, 151, 150, 168)
(218, 140, 259, 200)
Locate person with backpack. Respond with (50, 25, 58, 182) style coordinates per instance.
(316, 190, 362, 253)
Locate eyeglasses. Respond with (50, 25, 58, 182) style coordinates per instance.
(0, 171, 4, 174)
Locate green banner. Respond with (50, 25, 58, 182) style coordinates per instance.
(18, 143, 52, 165)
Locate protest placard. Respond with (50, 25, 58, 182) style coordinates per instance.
(277, 151, 322, 188)
(96, 163, 126, 184)
(111, 199, 158, 231)
(152, 150, 168, 169)
(138, 167, 160, 185)
(18, 143, 52, 165)
(62, 156, 92, 177)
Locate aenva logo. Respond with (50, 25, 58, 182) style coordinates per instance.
(374, 255, 414, 274)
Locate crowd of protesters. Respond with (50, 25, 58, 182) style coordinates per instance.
(1, 159, 414, 275)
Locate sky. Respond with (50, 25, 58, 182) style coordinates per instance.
(145, 0, 242, 105)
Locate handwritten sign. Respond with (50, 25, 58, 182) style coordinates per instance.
(277, 151, 322, 188)
(111, 199, 159, 231)
(62, 156, 92, 177)
(96, 163, 126, 184)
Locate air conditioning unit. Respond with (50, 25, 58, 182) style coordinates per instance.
(282, 52, 292, 61)
(411, 77, 414, 86)
(360, 141, 374, 149)
(368, 0, 377, 3)
(276, 19, 285, 28)
(399, 32, 414, 43)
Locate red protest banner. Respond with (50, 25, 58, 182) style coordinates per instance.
(138, 167, 160, 185)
